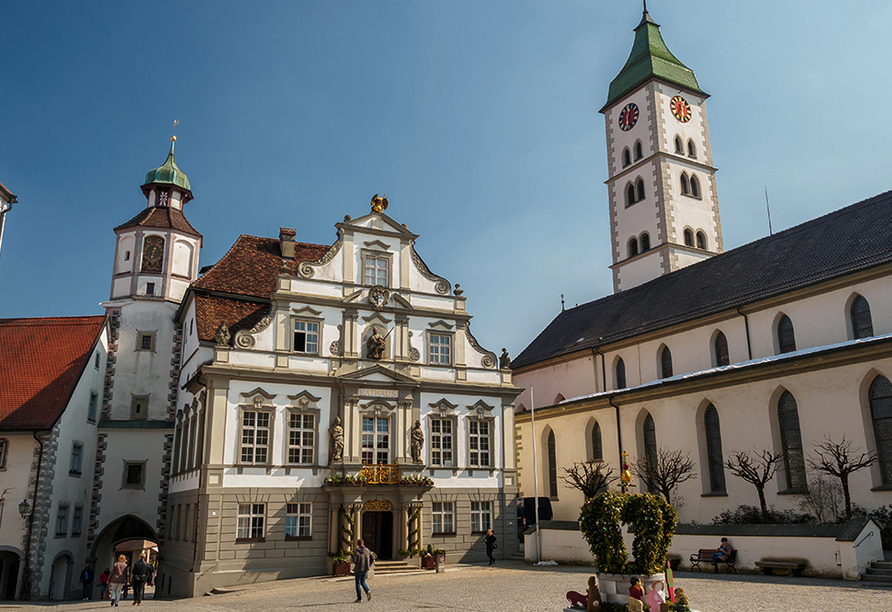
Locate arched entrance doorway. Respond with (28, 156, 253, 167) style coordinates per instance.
(0, 548, 22, 600)
(91, 516, 158, 600)
(48, 552, 73, 600)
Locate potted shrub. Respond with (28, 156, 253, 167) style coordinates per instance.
(433, 548, 446, 573)
(328, 549, 352, 577)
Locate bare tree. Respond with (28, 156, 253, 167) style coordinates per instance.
(632, 448, 696, 503)
(561, 460, 619, 499)
(725, 449, 782, 523)
(807, 435, 876, 521)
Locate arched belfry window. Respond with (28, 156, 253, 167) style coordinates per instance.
(777, 391, 807, 491)
(704, 404, 726, 493)
(628, 238, 639, 258)
(869, 376, 892, 485)
(696, 231, 707, 250)
(634, 140, 643, 160)
(850, 295, 874, 339)
(777, 315, 796, 354)
(622, 147, 631, 167)
(640, 233, 651, 252)
(626, 183, 636, 207)
(643, 413, 657, 493)
(690, 175, 701, 198)
(674, 135, 683, 154)
(714, 331, 730, 367)
(660, 346, 673, 378)
(680, 173, 690, 195)
(636, 178, 645, 201)
(687, 139, 696, 158)
(615, 357, 627, 389)
(683, 229, 694, 246)
(591, 422, 603, 462)
(547, 430, 558, 498)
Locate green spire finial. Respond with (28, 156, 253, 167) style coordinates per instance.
(142, 136, 191, 193)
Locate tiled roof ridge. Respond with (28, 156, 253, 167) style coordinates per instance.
(0, 314, 107, 326)
(113, 206, 202, 237)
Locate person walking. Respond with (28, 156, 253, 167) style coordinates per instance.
(99, 567, 111, 600)
(352, 539, 375, 603)
(131, 553, 152, 606)
(79, 563, 94, 600)
(108, 554, 130, 607)
(484, 529, 497, 565)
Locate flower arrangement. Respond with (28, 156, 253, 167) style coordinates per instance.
(323, 473, 369, 486)
(327, 549, 352, 564)
(399, 475, 434, 487)
(579, 492, 677, 575)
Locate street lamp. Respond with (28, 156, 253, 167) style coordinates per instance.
(18, 499, 29, 520)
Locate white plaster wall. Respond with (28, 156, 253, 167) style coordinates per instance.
(111, 278, 130, 300)
(299, 247, 343, 283)
(615, 254, 664, 293)
(289, 279, 342, 299)
(603, 87, 652, 176)
(419, 391, 504, 471)
(672, 248, 713, 270)
(116, 235, 135, 274)
(611, 164, 661, 256)
(654, 84, 710, 164)
(169, 278, 190, 302)
(513, 355, 599, 412)
(172, 240, 193, 277)
(0, 433, 39, 559)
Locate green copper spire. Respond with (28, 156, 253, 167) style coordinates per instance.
(601, 9, 707, 111)
(142, 137, 191, 192)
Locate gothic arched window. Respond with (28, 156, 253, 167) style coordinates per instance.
(640, 233, 650, 252)
(636, 178, 645, 201)
(687, 139, 696, 158)
(675, 135, 683, 154)
(626, 183, 636, 207)
(683, 229, 694, 246)
(704, 404, 726, 493)
(714, 331, 730, 367)
(591, 422, 603, 462)
(777, 315, 796, 354)
(616, 357, 627, 389)
(680, 173, 690, 195)
(634, 140, 643, 160)
(547, 430, 558, 498)
(628, 238, 639, 258)
(851, 295, 874, 339)
(660, 346, 673, 378)
(622, 147, 631, 167)
(643, 413, 657, 493)
(690, 175, 701, 198)
(696, 231, 707, 250)
(778, 391, 807, 491)
(869, 376, 892, 485)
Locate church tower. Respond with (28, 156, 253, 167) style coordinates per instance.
(601, 7, 723, 293)
(89, 138, 202, 562)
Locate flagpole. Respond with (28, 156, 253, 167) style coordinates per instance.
(530, 385, 542, 563)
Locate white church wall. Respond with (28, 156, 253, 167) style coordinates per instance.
(115, 235, 135, 274)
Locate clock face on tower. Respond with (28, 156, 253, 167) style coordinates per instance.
(141, 236, 165, 273)
(618, 103, 639, 131)
(670, 96, 692, 122)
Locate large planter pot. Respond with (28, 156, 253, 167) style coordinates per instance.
(421, 555, 436, 570)
(332, 561, 351, 577)
(597, 572, 665, 605)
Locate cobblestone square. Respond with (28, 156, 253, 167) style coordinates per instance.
(18, 560, 892, 611)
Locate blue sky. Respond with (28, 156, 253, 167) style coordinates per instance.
(1, 1, 891, 358)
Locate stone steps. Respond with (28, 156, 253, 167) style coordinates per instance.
(373, 561, 423, 575)
(863, 560, 892, 584)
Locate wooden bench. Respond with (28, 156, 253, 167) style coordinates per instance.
(754, 560, 806, 577)
(689, 548, 737, 573)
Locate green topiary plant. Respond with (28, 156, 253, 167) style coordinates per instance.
(579, 492, 677, 575)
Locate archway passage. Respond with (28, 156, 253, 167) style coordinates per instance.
(91, 516, 159, 600)
(0, 551, 21, 600)
(361, 512, 393, 560)
(49, 553, 72, 601)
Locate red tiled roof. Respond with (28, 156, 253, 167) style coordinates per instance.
(194, 294, 270, 343)
(0, 180, 15, 201)
(0, 316, 107, 430)
(193, 235, 329, 298)
(114, 207, 202, 238)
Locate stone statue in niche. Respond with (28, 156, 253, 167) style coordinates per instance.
(329, 417, 344, 463)
(215, 321, 230, 346)
(367, 327, 387, 360)
(499, 348, 511, 370)
(410, 420, 424, 463)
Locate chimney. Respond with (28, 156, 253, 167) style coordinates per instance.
(279, 227, 296, 258)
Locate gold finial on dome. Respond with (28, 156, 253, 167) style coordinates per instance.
(371, 193, 389, 213)
(172, 119, 179, 141)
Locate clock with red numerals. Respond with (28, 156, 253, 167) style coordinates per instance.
(618, 103, 639, 131)
(670, 96, 692, 122)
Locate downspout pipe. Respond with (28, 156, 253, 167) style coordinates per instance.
(737, 306, 753, 360)
(593, 342, 623, 468)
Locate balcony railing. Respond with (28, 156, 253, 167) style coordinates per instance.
(360, 464, 401, 485)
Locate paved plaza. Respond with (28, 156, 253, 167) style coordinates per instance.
(7, 560, 891, 611)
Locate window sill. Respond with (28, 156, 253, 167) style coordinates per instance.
(700, 491, 728, 498)
(285, 535, 312, 541)
(69, 470, 82, 477)
(55, 533, 67, 538)
(292, 352, 319, 356)
(431, 532, 456, 537)
(870, 485, 892, 492)
(777, 488, 808, 496)
(72, 532, 82, 537)
(236, 537, 265, 544)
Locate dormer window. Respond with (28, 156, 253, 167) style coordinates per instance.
(364, 255, 389, 286)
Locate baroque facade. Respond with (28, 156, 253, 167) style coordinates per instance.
(160, 198, 520, 595)
(512, 8, 892, 528)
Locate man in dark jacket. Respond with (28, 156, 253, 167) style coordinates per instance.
(352, 539, 375, 603)
(79, 563, 93, 600)
(131, 553, 152, 606)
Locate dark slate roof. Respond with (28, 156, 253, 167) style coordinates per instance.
(114, 207, 202, 238)
(512, 190, 892, 370)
